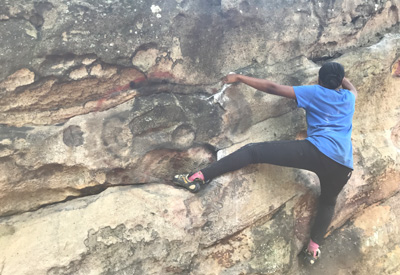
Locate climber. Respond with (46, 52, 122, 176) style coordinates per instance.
(173, 62, 357, 265)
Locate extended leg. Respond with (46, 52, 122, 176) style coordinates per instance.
(305, 162, 352, 264)
(201, 140, 318, 181)
(174, 140, 321, 192)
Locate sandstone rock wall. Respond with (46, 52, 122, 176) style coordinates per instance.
(0, 0, 399, 274)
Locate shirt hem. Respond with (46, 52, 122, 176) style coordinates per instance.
(305, 138, 354, 170)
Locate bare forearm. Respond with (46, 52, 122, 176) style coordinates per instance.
(236, 75, 276, 93)
(342, 77, 357, 97)
(235, 75, 295, 99)
(222, 73, 296, 99)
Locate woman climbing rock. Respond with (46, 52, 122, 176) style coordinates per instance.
(173, 62, 357, 265)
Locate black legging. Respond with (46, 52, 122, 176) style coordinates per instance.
(201, 140, 352, 244)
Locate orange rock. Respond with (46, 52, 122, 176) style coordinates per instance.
(393, 59, 400, 77)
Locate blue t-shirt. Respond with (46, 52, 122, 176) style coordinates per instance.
(293, 85, 355, 169)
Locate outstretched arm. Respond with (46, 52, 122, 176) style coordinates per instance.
(223, 74, 296, 99)
(341, 77, 357, 98)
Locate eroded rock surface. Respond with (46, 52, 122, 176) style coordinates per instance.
(0, 0, 399, 274)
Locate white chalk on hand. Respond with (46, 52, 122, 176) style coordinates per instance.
(207, 83, 231, 102)
(207, 72, 236, 103)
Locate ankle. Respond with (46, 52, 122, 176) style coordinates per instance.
(188, 171, 204, 182)
(307, 239, 320, 257)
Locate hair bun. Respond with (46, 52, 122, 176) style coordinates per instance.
(319, 62, 345, 89)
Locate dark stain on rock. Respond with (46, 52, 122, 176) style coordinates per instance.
(174, 93, 223, 140)
(130, 92, 222, 142)
(34, 1, 54, 14)
(178, 13, 225, 77)
(29, 13, 44, 29)
(129, 103, 185, 137)
(101, 112, 130, 158)
(63, 125, 84, 147)
(31, 1, 53, 29)
(0, 125, 32, 141)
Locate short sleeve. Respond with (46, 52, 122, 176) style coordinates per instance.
(293, 85, 316, 109)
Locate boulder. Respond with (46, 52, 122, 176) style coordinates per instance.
(0, 0, 399, 274)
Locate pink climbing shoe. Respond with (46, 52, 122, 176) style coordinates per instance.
(303, 239, 321, 265)
(303, 247, 321, 265)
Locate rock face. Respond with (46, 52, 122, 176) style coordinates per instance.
(0, 0, 399, 274)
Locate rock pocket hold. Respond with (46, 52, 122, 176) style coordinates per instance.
(63, 125, 84, 147)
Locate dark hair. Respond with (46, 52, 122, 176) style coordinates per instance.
(318, 62, 345, 89)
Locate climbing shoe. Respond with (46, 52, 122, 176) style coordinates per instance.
(173, 174, 203, 193)
(303, 247, 321, 265)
